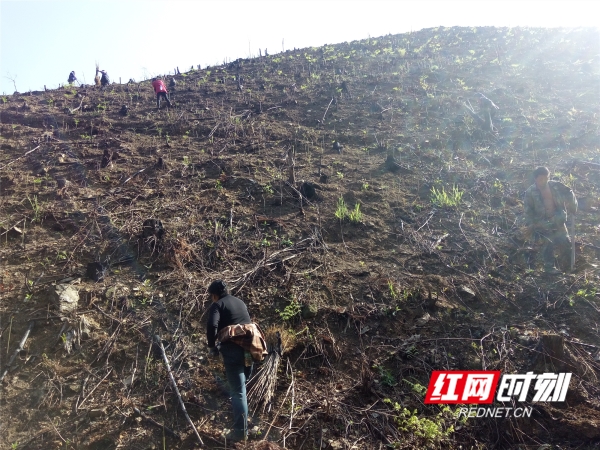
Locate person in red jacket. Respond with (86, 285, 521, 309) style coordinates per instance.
(151, 77, 172, 109)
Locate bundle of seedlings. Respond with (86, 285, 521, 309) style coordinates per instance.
(247, 326, 293, 414)
(94, 62, 101, 86)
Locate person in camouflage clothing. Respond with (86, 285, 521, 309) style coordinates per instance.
(524, 166, 577, 274)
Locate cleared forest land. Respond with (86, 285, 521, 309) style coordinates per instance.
(1, 26, 599, 449)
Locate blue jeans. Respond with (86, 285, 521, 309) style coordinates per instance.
(220, 343, 252, 436)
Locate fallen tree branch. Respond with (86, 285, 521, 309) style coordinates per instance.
(155, 335, 204, 446)
(77, 367, 113, 409)
(0, 145, 41, 170)
(0, 321, 33, 382)
(322, 97, 334, 122)
(573, 159, 600, 171)
(68, 96, 86, 114)
(121, 165, 150, 185)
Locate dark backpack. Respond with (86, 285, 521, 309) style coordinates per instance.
(101, 73, 110, 85)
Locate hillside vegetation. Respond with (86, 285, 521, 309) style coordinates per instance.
(1, 26, 600, 449)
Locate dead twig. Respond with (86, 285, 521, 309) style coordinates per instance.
(322, 97, 334, 122)
(68, 96, 86, 114)
(0, 145, 41, 170)
(77, 367, 113, 409)
(121, 165, 150, 185)
(154, 335, 204, 446)
(0, 321, 33, 382)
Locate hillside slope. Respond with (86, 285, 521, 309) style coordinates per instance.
(1, 26, 600, 449)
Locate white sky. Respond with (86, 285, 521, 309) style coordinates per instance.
(1, 0, 598, 94)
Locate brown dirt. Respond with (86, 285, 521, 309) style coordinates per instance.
(1, 26, 600, 449)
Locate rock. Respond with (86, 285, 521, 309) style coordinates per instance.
(67, 383, 80, 395)
(301, 303, 318, 319)
(457, 285, 477, 301)
(416, 313, 431, 326)
(49, 284, 79, 314)
(79, 314, 99, 338)
(122, 374, 134, 387)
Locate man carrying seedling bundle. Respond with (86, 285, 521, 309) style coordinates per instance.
(151, 77, 172, 109)
(524, 166, 577, 274)
(206, 280, 267, 443)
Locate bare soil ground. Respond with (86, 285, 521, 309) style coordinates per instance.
(1, 26, 600, 449)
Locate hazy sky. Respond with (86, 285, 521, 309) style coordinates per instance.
(1, 0, 598, 94)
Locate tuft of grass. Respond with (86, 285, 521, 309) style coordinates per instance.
(430, 185, 463, 208)
(27, 195, 43, 223)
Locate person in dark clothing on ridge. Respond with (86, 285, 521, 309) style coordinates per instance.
(151, 77, 172, 109)
(100, 70, 110, 87)
(206, 280, 252, 443)
(68, 71, 78, 85)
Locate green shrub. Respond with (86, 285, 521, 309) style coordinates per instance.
(384, 399, 456, 447)
(278, 299, 301, 321)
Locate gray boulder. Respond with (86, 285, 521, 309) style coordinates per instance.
(50, 284, 79, 314)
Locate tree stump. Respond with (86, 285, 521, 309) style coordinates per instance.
(86, 262, 107, 282)
(531, 334, 593, 381)
(142, 219, 165, 240)
(299, 182, 316, 200)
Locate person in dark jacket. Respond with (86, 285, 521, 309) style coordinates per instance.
(151, 77, 172, 109)
(68, 71, 77, 84)
(100, 70, 110, 87)
(524, 166, 577, 273)
(206, 280, 252, 442)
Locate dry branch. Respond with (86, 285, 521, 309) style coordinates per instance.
(155, 335, 204, 446)
(0, 321, 33, 382)
(77, 367, 112, 409)
(0, 145, 41, 170)
(322, 97, 334, 122)
(68, 96, 86, 114)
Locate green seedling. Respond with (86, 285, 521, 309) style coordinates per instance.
(335, 196, 348, 220)
(348, 203, 362, 223)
